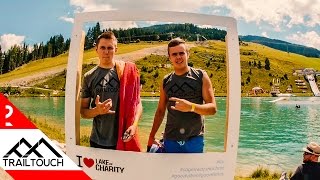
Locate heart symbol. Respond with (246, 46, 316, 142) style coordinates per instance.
(83, 158, 94, 168)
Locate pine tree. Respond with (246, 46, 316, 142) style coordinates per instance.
(22, 43, 28, 64)
(64, 38, 70, 52)
(46, 43, 53, 58)
(38, 43, 44, 59)
(258, 61, 262, 69)
(0, 45, 3, 74)
(265, 57, 270, 70)
(55, 34, 65, 55)
(85, 28, 94, 50)
(3, 52, 9, 73)
(93, 22, 101, 41)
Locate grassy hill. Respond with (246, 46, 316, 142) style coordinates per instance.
(134, 40, 320, 96)
(237, 41, 320, 95)
(0, 42, 164, 84)
(240, 35, 320, 58)
(1, 40, 320, 97)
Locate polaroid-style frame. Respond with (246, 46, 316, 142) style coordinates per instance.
(65, 10, 241, 180)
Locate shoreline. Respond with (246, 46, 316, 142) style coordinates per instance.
(1, 91, 316, 97)
(0, 115, 295, 180)
(29, 116, 290, 178)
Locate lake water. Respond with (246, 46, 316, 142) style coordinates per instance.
(8, 96, 320, 175)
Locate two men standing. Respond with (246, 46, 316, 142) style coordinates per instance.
(80, 32, 217, 153)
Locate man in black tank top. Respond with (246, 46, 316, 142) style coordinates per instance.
(147, 38, 217, 153)
(290, 142, 320, 180)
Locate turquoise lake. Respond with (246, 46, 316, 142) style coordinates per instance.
(8, 96, 320, 175)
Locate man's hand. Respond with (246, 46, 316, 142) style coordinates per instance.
(147, 136, 162, 152)
(147, 136, 156, 147)
(147, 135, 162, 146)
(95, 95, 115, 115)
(122, 125, 137, 142)
(169, 97, 192, 112)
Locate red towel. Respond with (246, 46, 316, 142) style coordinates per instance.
(116, 62, 142, 152)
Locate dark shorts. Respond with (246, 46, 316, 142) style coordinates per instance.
(90, 140, 116, 150)
(163, 135, 204, 153)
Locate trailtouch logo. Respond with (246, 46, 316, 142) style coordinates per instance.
(0, 94, 91, 179)
(2, 137, 63, 167)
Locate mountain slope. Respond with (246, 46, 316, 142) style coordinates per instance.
(240, 35, 320, 58)
(0, 42, 166, 86)
(134, 40, 320, 95)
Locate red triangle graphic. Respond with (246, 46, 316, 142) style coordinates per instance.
(6, 170, 91, 180)
(0, 93, 37, 129)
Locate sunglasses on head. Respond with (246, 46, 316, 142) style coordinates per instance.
(304, 152, 312, 155)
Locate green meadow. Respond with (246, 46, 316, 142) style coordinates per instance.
(0, 42, 164, 84)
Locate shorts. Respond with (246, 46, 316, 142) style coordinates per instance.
(163, 135, 204, 153)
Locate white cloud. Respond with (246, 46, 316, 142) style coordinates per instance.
(100, 21, 138, 30)
(261, 32, 269, 38)
(0, 34, 25, 52)
(68, 0, 320, 32)
(197, 25, 214, 29)
(217, 0, 320, 29)
(68, 0, 217, 29)
(70, 0, 114, 12)
(59, 16, 74, 23)
(286, 31, 320, 49)
(69, 0, 217, 14)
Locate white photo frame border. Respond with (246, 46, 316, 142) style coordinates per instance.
(65, 10, 241, 180)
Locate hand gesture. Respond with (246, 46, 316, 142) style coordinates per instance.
(169, 97, 192, 112)
(95, 95, 115, 115)
(122, 125, 137, 142)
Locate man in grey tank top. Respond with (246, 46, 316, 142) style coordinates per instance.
(80, 31, 142, 150)
(147, 38, 217, 153)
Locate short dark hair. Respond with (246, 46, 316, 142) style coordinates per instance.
(167, 38, 186, 55)
(94, 31, 117, 47)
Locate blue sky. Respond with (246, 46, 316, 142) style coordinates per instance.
(0, 0, 319, 52)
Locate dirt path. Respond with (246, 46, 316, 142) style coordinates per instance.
(2, 45, 169, 86)
(3, 43, 196, 87)
(116, 44, 168, 62)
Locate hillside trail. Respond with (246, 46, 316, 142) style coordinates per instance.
(1, 45, 162, 87)
(3, 45, 170, 87)
(2, 43, 196, 87)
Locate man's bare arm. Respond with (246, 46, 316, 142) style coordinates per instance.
(147, 82, 167, 146)
(133, 100, 143, 126)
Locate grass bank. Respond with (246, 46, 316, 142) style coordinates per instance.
(30, 116, 292, 180)
(29, 116, 90, 147)
(235, 166, 292, 180)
